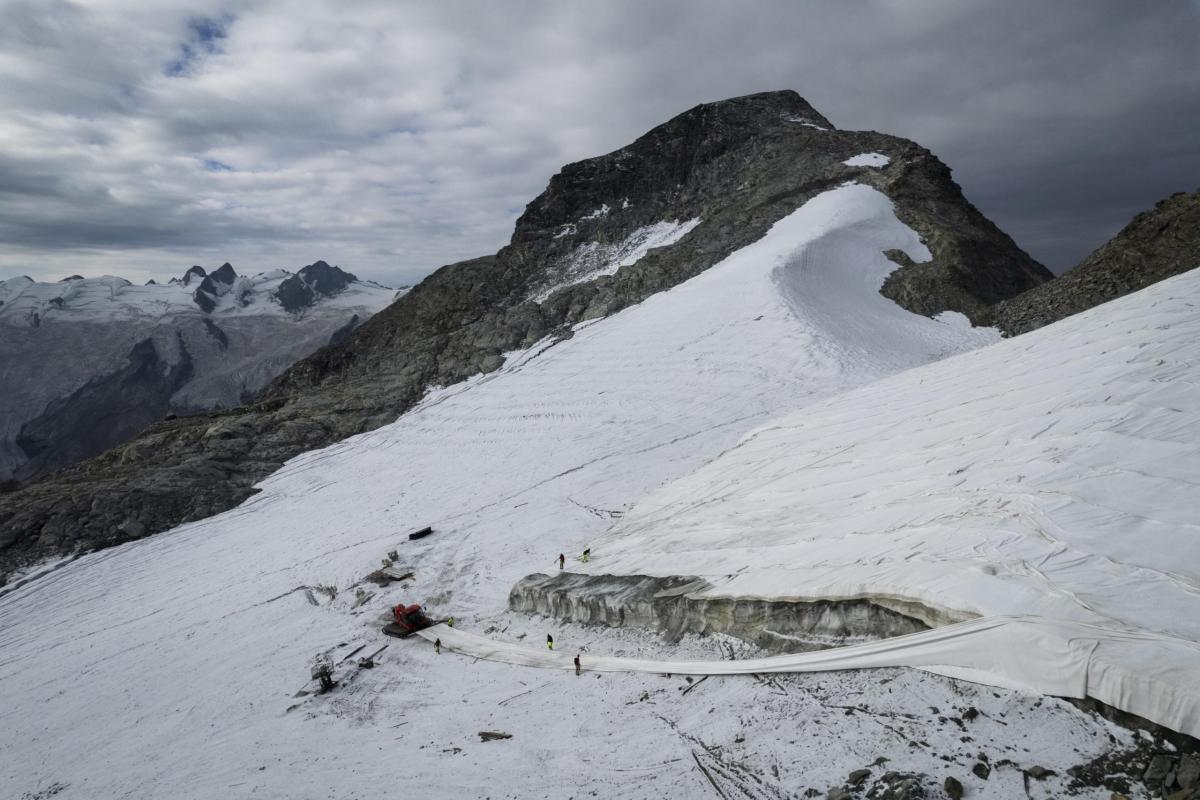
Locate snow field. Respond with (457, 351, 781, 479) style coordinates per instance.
(0, 184, 1143, 799)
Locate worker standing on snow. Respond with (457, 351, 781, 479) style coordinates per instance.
(574, 654, 581, 676)
(558, 553, 565, 570)
(447, 617, 455, 627)
(435, 638, 441, 655)
(581, 548, 591, 563)
(547, 634, 554, 651)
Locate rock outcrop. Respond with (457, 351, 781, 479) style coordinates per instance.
(0, 90, 1050, 579)
(986, 189, 1200, 335)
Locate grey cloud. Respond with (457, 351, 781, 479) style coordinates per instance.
(0, 0, 1196, 286)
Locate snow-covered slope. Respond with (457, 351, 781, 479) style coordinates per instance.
(0, 184, 1065, 799)
(0, 264, 398, 481)
(584, 267, 1200, 736)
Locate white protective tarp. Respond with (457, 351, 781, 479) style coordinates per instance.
(562, 268, 1200, 739)
(420, 616, 1200, 738)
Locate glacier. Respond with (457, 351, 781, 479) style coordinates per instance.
(0, 183, 1189, 798)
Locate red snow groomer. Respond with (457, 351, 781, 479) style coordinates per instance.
(382, 603, 436, 638)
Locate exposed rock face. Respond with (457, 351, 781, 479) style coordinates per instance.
(986, 189, 1200, 335)
(0, 90, 1049, 579)
(209, 262, 237, 284)
(326, 314, 360, 347)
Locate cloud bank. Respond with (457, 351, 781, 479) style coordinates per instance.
(1, 0, 1197, 285)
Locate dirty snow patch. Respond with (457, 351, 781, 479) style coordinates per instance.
(932, 310, 996, 335)
(533, 217, 701, 301)
(783, 115, 830, 131)
(581, 204, 610, 220)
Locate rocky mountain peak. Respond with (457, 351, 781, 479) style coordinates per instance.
(273, 261, 358, 313)
(511, 90, 831, 249)
(0, 90, 1056, 576)
(501, 90, 1047, 319)
(209, 262, 238, 285)
(192, 263, 240, 312)
(182, 265, 207, 286)
(298, 260, 356, 294)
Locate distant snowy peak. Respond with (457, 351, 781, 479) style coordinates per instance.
(191, 262, 239, 313)
(274, 261, 360, 312)
(180, 265, 207, 286)
(0, 261, 398, 325)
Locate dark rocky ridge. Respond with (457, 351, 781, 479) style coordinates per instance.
(0, 90, 1050, 579)
(985, 189, 1200, 335)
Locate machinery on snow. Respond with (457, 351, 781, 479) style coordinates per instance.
(382, 602, 441, 638)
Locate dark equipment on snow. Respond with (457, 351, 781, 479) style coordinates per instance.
(407, 526, 434, 541)
(310, 654, 335, 692)
(382, 603, 436, 638)
(366, 564, 413, 586)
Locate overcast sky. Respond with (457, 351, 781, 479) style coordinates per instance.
(2, 0, 1197, 287)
